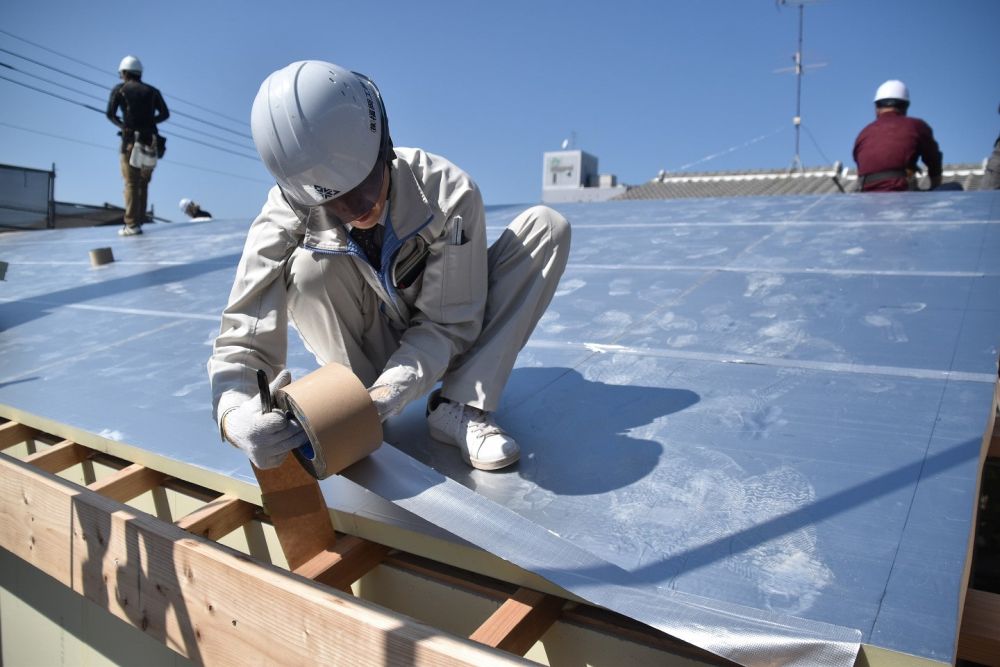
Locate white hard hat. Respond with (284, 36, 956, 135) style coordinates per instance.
(119, 55, 143, 74)
(873, 80, 909, 103)
(178, 198, 192, 212)
(250, 61, 389, 207)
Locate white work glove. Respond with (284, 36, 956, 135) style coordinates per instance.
(368, 383, 405, 422)
(222, 370, 309, 469)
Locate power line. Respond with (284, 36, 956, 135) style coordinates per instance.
(0, 120, 109, 150)
(0, 27, 108, 76)
(163, 130, 260, 161)
(0, 121, 271, 184)
(0, 73, 104, 114)
(0, 28, 251, 129)
(0, 60, 104, 104)
(162, 120, 254, 152)
(0, 46, 106, 89)
(164, 107, 252, 141)
(0, 75, 260, 160)
(0, 44, 253, 140)
(170, 96, 248, 130)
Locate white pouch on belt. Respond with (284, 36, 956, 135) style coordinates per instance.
(128, 131, 158, 170)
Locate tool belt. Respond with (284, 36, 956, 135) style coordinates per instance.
(859, 169, 907, 188)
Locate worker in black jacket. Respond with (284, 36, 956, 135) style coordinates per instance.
(106, 55, 169, 236)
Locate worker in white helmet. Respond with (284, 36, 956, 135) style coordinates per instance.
(852, 80, 942, 192)
(106, 55, 169, 235)
(208, 61, 571, 472)
(179, 198, 212, 220)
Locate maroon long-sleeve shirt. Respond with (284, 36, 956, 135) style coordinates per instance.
(852, 111, 942, 192)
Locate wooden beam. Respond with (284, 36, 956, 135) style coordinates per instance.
(470, 587, 564, 655)
(384, 552, 517, 602)
(253, 455, 336, 570)
(959, 588, 1000, 666)
(0, 421, 33, 451)
(382, 552, 721, 664)
(293, 535, 391, 593)
(175, 494, 256, 541)
(87, 463, 166, 503)
(23, 439, 90, 473)
(0, 454, 525, 666)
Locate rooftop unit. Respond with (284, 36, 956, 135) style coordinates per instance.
(541, 149, 626, 204)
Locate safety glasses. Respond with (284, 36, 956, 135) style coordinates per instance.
(322, 156, 386, 224)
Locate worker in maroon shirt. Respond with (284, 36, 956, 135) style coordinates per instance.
(853, 80, 943, 192)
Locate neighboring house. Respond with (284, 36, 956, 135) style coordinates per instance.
(614, 162, 988, 201)
(0, 162, 143, 231)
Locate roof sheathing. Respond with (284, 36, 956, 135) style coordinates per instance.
(0, 190, 998, 664)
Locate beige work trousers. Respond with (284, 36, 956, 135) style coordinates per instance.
(286, 205, 571, 412)
(120, 149, 153, 228)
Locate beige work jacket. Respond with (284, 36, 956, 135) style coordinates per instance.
(209, 148, 488, 425)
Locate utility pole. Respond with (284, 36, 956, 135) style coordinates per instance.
(776, 0, 826, 174)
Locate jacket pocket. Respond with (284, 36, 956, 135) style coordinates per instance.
(441, 239, 474, 307)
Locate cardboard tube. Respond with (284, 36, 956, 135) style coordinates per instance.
(276, 363, 382, 480)
(89, 247, 114, 266)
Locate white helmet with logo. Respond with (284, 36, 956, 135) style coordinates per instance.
(873, 80, 909, 104)
(250, 61, 389, 207)
(118, 55, 143, 74)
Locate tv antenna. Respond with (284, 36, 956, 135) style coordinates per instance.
(776, 0, 827, 173)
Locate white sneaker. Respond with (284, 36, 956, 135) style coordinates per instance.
(118, 225, 143, 236)
(426, 390, 520, 470)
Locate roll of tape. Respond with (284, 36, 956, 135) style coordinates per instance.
(276, 363, 382, 480)
(89, 247, 115, 266)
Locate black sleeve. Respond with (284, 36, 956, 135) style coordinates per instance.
(106, 84, 124, 129)
(153, 88, 170, 125)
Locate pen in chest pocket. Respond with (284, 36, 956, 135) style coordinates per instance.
(450, 216, 463, 245)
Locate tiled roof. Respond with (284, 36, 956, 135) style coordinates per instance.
(614, 163, 989, 200)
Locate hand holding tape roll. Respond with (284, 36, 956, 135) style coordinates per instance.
(275, 362, 384, 480)
(222, 370, 309, 469)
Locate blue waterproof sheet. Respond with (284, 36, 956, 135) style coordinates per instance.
(1, 191, 997, 663)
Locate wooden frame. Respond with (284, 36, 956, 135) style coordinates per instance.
(0, 452, 526, 666)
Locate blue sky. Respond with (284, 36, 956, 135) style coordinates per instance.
(1, 0, 998, 221)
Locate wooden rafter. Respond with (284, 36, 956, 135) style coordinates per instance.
(175, 494, 256, 541)
(23, 439, 89, 473)
(0, 420, 34, 451)
(87, 462, 167, 503)
(293, 534, 391, 593)
(470, 587, 564, 655)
